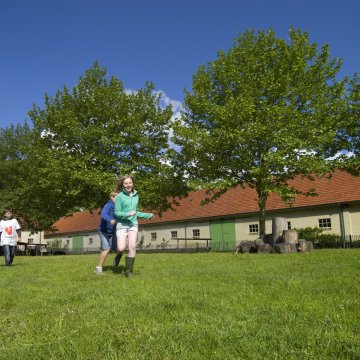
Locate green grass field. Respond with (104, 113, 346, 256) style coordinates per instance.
(0, 250, 359, 359)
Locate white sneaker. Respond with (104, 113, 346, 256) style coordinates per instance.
(94, 266, 103, 274)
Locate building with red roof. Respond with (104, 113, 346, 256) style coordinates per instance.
(45, 171, 360, 252)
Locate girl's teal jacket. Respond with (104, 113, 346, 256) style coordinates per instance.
(114, 190, 152, 225)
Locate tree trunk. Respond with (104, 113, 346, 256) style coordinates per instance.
(283, 229, 298, 244)
(257, 188, 268, 237)
(272, 217, 287, 247)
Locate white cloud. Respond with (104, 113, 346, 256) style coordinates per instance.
(326, 150, 354, 160)
(154, 90, 183, 120)
(152, 90, 184, 151)
(124, 88, 183, 151)
(125, 88, 137, 95)
(125, 88, 183, 121)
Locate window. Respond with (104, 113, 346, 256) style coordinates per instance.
(287, 221, 291, 230)
(28, 238, 34, 244)
(192, 229, 200, 238)
(66, 239, 70, 245)
(88, 238, 93, 245)
(249, 224, 259, 234)
(171, 231, 178, 239)
(318, 218, 332, 229)
(151, 232, 157, 241)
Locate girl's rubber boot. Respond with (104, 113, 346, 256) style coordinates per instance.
(125, 256, 135, 277)
(113, 252, 123, 267)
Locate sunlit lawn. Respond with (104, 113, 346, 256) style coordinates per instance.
(0, 249, 359, 359)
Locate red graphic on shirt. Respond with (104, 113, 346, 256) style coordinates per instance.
(5, 227, 13, 236)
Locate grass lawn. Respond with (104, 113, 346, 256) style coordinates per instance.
(0, 249, 359, 359)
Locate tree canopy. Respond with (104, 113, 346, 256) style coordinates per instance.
(171, 28, 358, 235)
(339, 74, 360, 175)
(1, 32, 358, 233)
(0, 63, 187, 231)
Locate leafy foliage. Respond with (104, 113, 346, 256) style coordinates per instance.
(296, 226, 360, 248)
(337, 74, 360, 175)
(1, 63, 187, 231)
(0, 123, 57, 230)
(172, 28, 356, 234)
(296, 226, 324, 240)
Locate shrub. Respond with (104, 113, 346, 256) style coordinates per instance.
(295, 226, 324, 241)
(295, 226, 346, 248)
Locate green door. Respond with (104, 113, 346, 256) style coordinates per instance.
(72, 236, 83, 253)
(210, 220, 236, 251)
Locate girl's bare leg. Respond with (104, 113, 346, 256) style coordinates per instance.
(117, 235, 127, 253)
(127, 230, 138, 258)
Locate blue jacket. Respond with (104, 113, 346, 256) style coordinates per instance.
(114, 190, 152, 226)
(98, 199, 116, 233)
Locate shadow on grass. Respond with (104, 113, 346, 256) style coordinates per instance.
(1, 263, 25, 267)
(102, 265, 125, 274)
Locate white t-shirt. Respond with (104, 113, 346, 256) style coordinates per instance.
(0, 219, 21, 246)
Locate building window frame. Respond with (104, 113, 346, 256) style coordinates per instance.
(249, 224, 259, 234)
(171, 231, 178, 239)
(318, 218, 332, 229)
(192, 229, 200, 238)
(151, 232, 157, 241)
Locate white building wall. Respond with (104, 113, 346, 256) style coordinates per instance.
(46, 232, 101, 252)
(349, 204, 360, 235)
(342, 206, 352, 235)
(82, 233, 100, 251)
(139, 221, 211, 249)
(283, 208, 341, 234)
(232, 204, 358, 244)
(20, 231, 45, 244)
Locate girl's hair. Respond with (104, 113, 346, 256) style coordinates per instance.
(109, 191, 118, 198)
(117, 175, 135, 192)
(3, 208, 12, 215)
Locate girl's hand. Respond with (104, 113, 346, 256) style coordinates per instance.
(129, 211, 136, 216)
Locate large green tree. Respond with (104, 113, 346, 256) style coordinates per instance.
(2, 62, 186, 231)
(0, 123, 32, 215)
(172, 29, 356, 235)
(339, 74, 360, 175)
(0, 123, 58, 230)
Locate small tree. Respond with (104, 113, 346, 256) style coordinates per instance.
(172, 29, 354, 235)
(159, 238, 170, 249)
(137, 234, 145, 250)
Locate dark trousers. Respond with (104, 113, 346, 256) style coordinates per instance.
(2, 245, 16, 266)
(111, 233, 118, 252)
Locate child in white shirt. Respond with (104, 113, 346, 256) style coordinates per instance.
(0, 209, 21, 266)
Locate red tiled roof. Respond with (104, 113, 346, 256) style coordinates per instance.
(47, 210, 102, 237)
(47, 171, 360, 236)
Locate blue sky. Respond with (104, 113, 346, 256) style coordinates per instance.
(1, 0, 359, 128)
